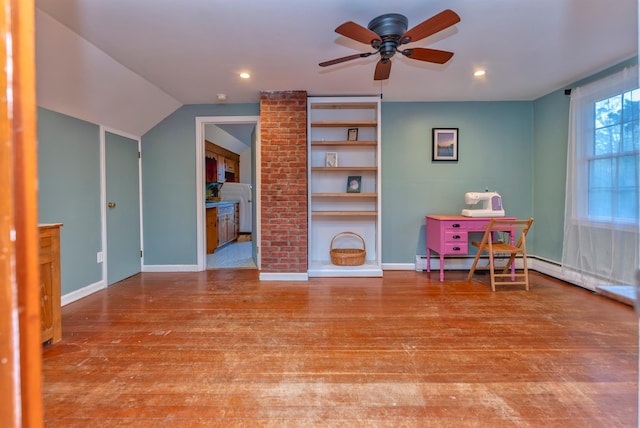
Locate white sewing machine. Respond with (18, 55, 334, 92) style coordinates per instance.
(461, 191, 505, 217)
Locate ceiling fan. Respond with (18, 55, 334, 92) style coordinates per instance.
(319, 9, 460, 81)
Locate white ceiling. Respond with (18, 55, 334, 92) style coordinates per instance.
(35, 0, 637, 134)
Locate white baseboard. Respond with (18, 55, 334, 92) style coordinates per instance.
(61, 280, 105, 306)
(143, 264, 200, 272)
(382, 263, 415, 271)
(260, 272, 309, 281)
(529, 257, 596, 291)
(407, 255, 595, 291)
(412, 255, 544, 271)
(62, 265, 201, 306)
(411, 255, 491, 271)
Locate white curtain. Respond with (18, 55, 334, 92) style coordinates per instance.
(562, 65, 639, 289)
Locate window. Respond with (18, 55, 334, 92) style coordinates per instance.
(562, 65, 639, 288)
(588, 88, 639, 222)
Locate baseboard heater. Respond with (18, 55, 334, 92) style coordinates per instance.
(415, 254, 525, 272)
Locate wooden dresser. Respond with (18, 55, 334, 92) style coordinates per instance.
(39, 224, 62, 344)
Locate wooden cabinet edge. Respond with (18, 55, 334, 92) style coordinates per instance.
(39, 224, 62, 345)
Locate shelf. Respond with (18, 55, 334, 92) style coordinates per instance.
(311, 140, 377, 146)
(311, 120, 377, 128)
(310, 103, 377, 110)
(311, 166, 377, 171)
(311, 211, 377, 217)
(308, 261, 383, 278)
(307, 96, 381, 278)
(311, 192, 377, 198)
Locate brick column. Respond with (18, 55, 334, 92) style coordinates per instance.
(259, 91, 307, 273)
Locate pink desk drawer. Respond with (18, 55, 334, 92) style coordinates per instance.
(442, 243, 466, 255)
(444, 230, 467, 243)
(439, 220, 483, 231)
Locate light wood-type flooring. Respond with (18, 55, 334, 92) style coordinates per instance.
(42, 270, 637, 427)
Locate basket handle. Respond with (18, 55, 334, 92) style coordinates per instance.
(330, 232, 366, 251)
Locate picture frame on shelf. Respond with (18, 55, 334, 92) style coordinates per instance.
(432, 128, 459, 161)
(346, 175, 362, 193)
(347, 128, 358, 141)
(326, 152, 338, 167)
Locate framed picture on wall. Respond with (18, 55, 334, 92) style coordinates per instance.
(432, 128, 459, 161)
(346, 176, 361, 193)
(347, 128, 358, 141)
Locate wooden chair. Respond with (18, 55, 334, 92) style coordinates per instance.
(467, 218, 534, 291)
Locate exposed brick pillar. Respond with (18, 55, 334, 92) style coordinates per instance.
(259, 91, 308, 273)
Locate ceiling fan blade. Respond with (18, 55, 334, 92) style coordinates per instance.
(374, 60, 391, 81)
(319, 52, 373, 67)
(335, 21, 381, 45)
(402, 47, 454, 64)
(400, 9, 460, 44)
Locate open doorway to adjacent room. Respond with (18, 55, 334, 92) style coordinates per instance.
(195, 116, 260, 270)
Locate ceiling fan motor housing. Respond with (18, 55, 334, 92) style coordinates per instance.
(368, 13, 408, 59)
(319, 9, 459, 79)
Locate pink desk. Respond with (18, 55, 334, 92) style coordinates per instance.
(426, 215, 516, 282)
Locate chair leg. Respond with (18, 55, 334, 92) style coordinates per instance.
(501, 252, 517, 274)
(522, 254, 529, 291)
(488, 251, 496, 292)
(467, 248, 483, 280)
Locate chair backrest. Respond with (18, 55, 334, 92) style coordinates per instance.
(486, 217, 534, 249)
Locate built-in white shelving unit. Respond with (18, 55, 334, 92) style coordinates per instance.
(307, 96, 382, 277)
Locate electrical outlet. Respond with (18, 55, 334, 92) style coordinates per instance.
(97, 252, 104, 263)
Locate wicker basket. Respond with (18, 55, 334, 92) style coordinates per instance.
(330, 232, 366, 266)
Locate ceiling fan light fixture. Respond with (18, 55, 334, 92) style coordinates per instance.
(319, 9, 460, 80)
(379, 41, 398, 59)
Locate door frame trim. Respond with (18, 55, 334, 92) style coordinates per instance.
(100, 126, 143, 285)
(195, 116, 261, 271)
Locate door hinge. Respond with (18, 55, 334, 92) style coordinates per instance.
(138, 151, 141, 159)
(140, 250, 143, 257)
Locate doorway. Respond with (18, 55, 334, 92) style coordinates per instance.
(195, 116, 260, 271)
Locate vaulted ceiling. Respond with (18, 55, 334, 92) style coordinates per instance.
(35, 0, 637, 136)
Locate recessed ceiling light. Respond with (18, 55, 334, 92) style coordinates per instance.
(473, 70, 486, 77)
(239, 72, 250, 79)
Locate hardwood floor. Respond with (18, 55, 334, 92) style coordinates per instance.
(42, 270, 637, 427)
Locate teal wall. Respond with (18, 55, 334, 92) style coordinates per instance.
(37, 108, 102, 295)
(381, 102, 534, 263)
(531, 90, 569, 262)
(141, 104, 259, 265)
